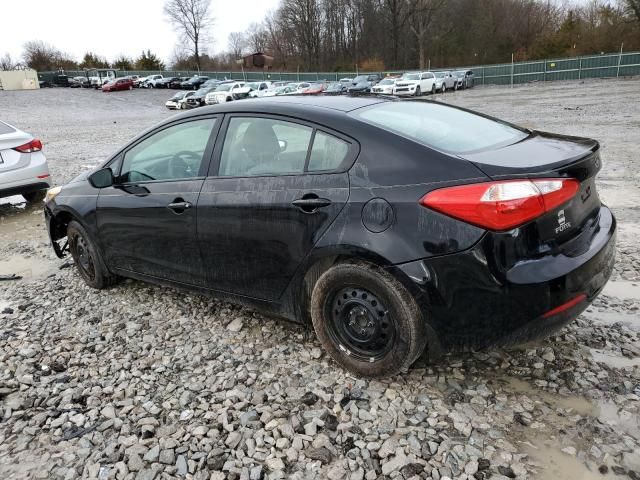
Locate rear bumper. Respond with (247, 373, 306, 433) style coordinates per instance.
(0, 152, 51, 198)
(394, 205, 617, 351)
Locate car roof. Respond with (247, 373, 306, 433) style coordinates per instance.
(179, 95, 388, 118)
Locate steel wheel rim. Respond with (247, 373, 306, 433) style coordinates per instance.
(327, 286, 395, 362)
(73, 234, 96, 281)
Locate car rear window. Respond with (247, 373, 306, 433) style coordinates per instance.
(0, 121, 15, 135)
(350, 102, 528, 154)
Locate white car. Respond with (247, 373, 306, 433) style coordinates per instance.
(165, 91, 195, 110)
(434, 71, 456, 92)
(393, 72, 435, 96)
(282, 82, 312, 94)
(0, 121, 51, 203)
(247, 81, 273, 98)
(262, 85, 293, 97)
(205, 82, 249, 105)
(371, 77, 398, 95)
(144, 75, 164, 88)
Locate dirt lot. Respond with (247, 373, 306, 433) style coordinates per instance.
(0, 79, 639, 480)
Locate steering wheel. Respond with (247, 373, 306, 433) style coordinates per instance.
(168, 150, 200, 179)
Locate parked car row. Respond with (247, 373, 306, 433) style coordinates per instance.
(164, 70, 475, 109)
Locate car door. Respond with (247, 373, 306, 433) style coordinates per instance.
(197, 114, 355, 301)
(96, 116, 220, 286)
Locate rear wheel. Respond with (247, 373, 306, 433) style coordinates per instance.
(431, 84, 436, 94)
(22, 190, 46, 203)
(415, 86, 421, 97)
(441, 84, 446, 93)
(67, 220, 119, 289)
(311, 261, 427, 377)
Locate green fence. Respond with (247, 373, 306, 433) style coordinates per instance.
(40, 50, 640, 86)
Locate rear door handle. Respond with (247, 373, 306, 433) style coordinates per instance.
(292, 197, 332, 213)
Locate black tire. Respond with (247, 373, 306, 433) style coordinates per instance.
(310, 261, 428, 377)
(415, 86, 421, 97)
(431, 84, 436, 94)
(67, 220, 119, 289)
(22, 190, 46, 203)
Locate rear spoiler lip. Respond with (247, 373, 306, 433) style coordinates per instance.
(461, 130, 600, 180)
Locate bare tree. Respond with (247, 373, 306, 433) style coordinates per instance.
(22, 41, 77, 71)
(246, 23, 270, 53)
(164, 0, 213, 71)
(0, 53, 15, 71)
(623, 0, 640, 22)
(410, 0, 447, 69)
(228, 32, 246, 59)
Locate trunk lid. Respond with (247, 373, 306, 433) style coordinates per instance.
(462, 131, 602, 247)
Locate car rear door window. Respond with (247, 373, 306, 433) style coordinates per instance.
(351, 102, 527, 154)
(120, 118, 216, 183)
(219, 117, 313, 176)
(308, 131, 350, 172)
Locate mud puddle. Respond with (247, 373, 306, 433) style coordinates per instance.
(598, 400, 640, 440)
(602, 280, 640, 301)
(505, 377, 639, 477)
(0, 198, 47, 243)
(501, 377, 596, 416)
(0, 254, 56, 279)
(590, 349, 640, 369)
(524, 438, 618, 480)
(583, 309, 640, 331)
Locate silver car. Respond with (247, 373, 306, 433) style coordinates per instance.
(0, 121, 51, 203)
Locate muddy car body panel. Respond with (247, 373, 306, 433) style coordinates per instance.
(45, 96, 616, 357)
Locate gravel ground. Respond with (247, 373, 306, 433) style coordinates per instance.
(0, 79, 639, 480)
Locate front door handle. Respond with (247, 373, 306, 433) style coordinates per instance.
(167, 200, 192, 213)
(292, 196, 332, 213)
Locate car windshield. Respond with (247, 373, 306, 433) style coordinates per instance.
(434, 72, 445, 78)
(350, 102, 528, 154)
(352, 76, 368, 83)
(327, 82, 341, 89)
(402, 73, 420, 80)
(246, 82, 260, 89)
(454, 71, 465, 77)
(216, 84, 233, 91)
(171, 92, 186, 100)
(195, 87, 213, 95)
(379, 79, 395, 85)
(274, 86, 288, 93)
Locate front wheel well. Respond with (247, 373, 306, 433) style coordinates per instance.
(50, 210, 74, 241)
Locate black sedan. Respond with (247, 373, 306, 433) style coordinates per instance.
(156, 76, 182, 88)
(184, 85, 217, 108)
(180, 76, 209, 90)
(44, 96, 616, 377)
(170, 77, 191, 89)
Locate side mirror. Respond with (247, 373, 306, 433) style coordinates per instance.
(278, 140, 288, 152)
(88, 167, 114, 189)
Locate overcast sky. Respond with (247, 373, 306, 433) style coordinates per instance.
(1, 0, 281, 64)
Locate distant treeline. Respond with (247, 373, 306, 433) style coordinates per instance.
(2, 0, 640, 73)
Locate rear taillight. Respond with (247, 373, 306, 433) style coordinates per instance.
(14, 139, 43, 153)
(420, 178, 579, 231)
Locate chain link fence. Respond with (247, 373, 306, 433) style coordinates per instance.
(40, 50, 640, 86)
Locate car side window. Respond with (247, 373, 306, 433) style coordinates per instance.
(308, 131, 350, 172)
(219, 117, 313, 177)
(119, 118, 216, 183)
